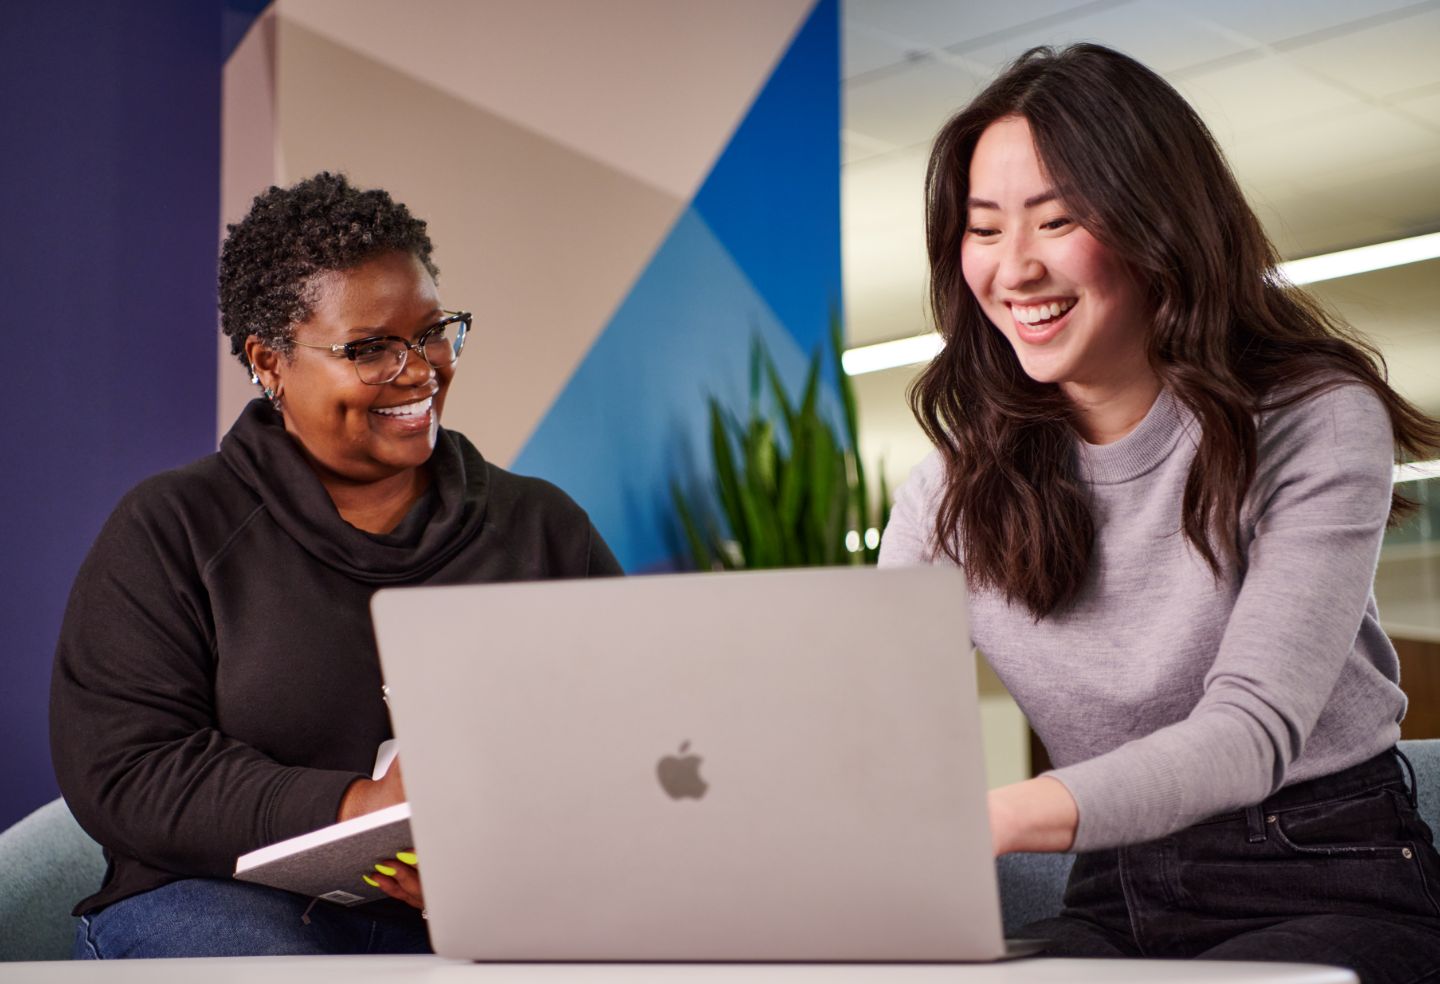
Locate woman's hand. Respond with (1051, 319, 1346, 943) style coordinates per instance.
(339, 757, 426, 909)
(368, 852, 424, 910)
(988, 776, 1079, 856)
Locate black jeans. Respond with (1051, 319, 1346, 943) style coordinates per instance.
(1020, 749, 1440, 984)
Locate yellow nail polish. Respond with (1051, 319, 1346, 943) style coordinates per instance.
(374, 864, 397, 877)
(396, 852, 418, 866)
(362, 875, 379, 888)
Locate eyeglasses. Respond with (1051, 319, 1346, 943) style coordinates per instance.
(291, 311, 471, 385)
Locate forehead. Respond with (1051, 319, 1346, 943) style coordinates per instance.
(305, 252, 440, 326)
(968, 117, 1049, 199)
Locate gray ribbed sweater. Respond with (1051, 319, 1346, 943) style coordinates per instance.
(879, 383, 1404, 850)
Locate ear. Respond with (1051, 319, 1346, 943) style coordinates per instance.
(244, 335, 283, 392)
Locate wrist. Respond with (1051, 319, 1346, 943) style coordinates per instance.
(988, 776, 1079, 855)
(336, 777, 376, 822)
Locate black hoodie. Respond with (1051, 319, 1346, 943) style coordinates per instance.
(51, 400, 620, 914)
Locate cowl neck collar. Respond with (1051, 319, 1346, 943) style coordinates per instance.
(219, 399, 489, 583)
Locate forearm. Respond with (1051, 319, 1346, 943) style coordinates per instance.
(54, 713, 360, 873)
(988, 776, 1078, 856)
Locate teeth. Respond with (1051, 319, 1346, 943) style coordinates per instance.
(1014, 299, 1075, 325)
(373, 396, 433, 417)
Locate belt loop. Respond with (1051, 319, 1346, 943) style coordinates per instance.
(1395, 746, 1420, 809)
(1245, 804, 1268, 843)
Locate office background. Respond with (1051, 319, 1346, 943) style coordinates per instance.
(3, 0, 1438, 832)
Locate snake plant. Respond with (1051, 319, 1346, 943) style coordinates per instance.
(671, 314, 891, 570)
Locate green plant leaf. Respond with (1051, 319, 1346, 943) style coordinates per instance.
(670, 480, 713, 571)
(749, 336, 763, 421)
(764, 356, 798, 444)
(831, 311, 861, 451)
(744, 419, 788, 566)
(830, 311, 870, 536)
(710, 400, 749, 560)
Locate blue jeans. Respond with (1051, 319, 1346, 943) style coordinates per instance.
(1019, 749, 1440, 984)
(74, 879, 431, 958)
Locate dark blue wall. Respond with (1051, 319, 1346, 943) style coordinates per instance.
(0, 1, 239, 829)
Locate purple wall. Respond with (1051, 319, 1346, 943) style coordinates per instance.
(0, 1, 253, 829)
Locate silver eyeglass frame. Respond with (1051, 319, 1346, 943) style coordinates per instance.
(291, 310, 471, 385)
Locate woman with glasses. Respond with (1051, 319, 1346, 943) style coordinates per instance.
(880, 45, 1440, 981)
(51, 173, 620, 957)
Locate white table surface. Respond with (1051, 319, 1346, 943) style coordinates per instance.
(0, 955, 1358, 984)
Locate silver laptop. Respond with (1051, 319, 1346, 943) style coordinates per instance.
(372, 566, 1009, 961)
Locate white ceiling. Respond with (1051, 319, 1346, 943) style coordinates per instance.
(842, 0, 1440, 482)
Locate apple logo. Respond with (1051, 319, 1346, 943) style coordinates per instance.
(656, 741, 708, 800)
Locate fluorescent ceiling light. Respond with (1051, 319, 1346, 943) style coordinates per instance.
(843, 232, 1440, 377)
(841, 332, 944, 376)
(1279, 231, 1440, 286)
(1396, 460, 1440, 485)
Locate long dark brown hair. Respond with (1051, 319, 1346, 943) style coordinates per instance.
(914, 43, 1440, 618)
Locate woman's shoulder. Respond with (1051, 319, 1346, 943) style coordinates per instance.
(481, 460, 590, 521)
(434, 426, 587, 522)
(101, 452, 261, 557)
(1242, 377, 1394, 524)
(1257, 376, 1392, 461)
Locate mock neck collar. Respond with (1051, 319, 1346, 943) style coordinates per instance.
(1075, 387, 1189, 485)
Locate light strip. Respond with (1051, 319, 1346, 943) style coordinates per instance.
(840, 333, 944, 376)
(1278, 231, 1440, 286)
(842, 232, 1440, 377)
(1396, 460, 1440, 485)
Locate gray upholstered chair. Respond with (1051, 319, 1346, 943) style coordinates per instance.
(0, 798, 105, 961)
(4, 740, 1437, 959)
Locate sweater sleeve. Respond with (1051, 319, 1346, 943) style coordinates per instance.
(50, 486, 361, 878)
(1048, 383, 1397, 850)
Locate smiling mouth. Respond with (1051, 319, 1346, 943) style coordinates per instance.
(1011, 298, 1076, 327)
(371, 396, 433, 419)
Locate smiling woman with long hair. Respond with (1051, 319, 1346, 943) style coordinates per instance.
(881, 44, 1440, 980)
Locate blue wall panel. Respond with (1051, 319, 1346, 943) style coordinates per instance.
(0, 0, 249, 829)
(513, 0, 841, 573)
(511, 208, 823, 573)
(692, 0, 841, 361)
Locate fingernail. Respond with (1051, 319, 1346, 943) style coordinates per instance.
(362, 875, 379, 888)
(374, 864, 397, 877)
(396, 852, 418, 866)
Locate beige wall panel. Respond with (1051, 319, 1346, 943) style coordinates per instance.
(277, 22, 684, 466)
(276, 0, 813, 199)
(218, 10, 282, 442)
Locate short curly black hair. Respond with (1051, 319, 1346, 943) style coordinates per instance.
(219, 171, 439, 371)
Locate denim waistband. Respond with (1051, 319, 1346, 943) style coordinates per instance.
(1203, 747, 1410, 824)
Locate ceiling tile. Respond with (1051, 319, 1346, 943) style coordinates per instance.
(1394, 86, 1440, 127)
(961, 0, 1253, 75)
(1223, 105, 1438, 198)
(1173, 0, 1429, 47)
(845, 0, 1111, 52)
(1176, 56, 1364, 145)
(845, 56, 987, 148)
(842, 127, 901, 165)
(844, 24, 917, 78)
(1283, 6, 1440, 100)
